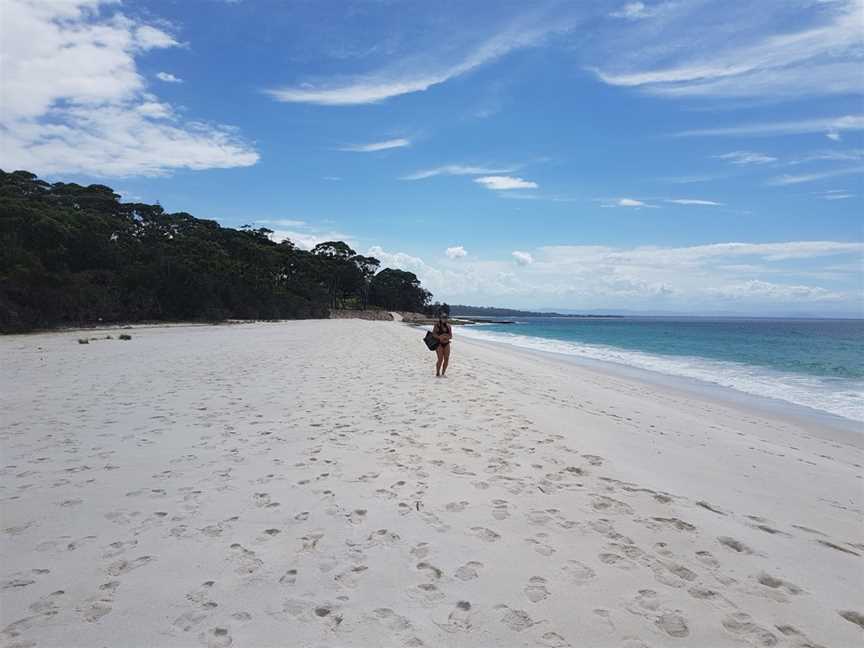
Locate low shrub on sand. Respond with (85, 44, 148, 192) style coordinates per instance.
(119, 334, 132, 341)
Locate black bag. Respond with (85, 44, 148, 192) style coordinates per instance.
(423, 331, 439, 351)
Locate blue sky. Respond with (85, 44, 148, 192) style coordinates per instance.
(2, 0, 862, 314)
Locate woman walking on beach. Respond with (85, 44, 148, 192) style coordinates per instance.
(433, 312, 452, 377)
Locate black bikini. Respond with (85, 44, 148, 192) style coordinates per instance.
(434, 322, 452, 346)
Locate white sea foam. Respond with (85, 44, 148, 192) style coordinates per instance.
(459, 326, 864, 423)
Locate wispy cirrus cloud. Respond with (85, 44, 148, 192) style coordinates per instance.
(817, 189, 854, 201)
(592, 0, 864, 99)
(474, 175, 538, 190)
(767, 166, 864, 186)
(715, 151, 777, 165)
(677, 115, 864, 138)
(666, 198, 723, 206)
(338, 138, 410, 152)
(401, 164, 516, 181)
(265, 12, 577, 106)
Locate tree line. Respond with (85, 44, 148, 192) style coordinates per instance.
(0, 170, 433, 333)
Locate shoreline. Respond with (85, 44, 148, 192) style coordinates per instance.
(453, 323, 863, 434)
(452, 329, 863, 441)
(2, 320, 862, 647)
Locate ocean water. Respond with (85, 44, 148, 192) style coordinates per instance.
(457, 317, 864, 423)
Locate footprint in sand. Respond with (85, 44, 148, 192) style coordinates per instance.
(591, 495, 634, 515)
(539, 631, 571, 647)
(347, 509, 367, 525)
(599, 553, 637, 570)
(755, 572, 803, 595)
(656, 612, 689, 638)
(416, 562, 443, 579)
(407, 582, 446, 605)
(718, 536, 754, 554)
(695, 550, 721, 568)
(435, 600, 473, 632)
(524, 576, 550, 602)
(373, 608, 413, 633)
(173, 610, 209, 632)
(106, 555, 154, 577)
(229, 544, 262, 575)
(445, 501, 469, 512)
(562, 560, 596, 584)
(838, 610, 864, 630)
(469, 526, 500, 542)
(491, 499, 510, 520)
(199, 626, 232, 648)
(525, 536, 556, 556)
(499, 607, 538, 632)
(252, 492, 271, 507)
(454, 561, 483, 581)
(721, 612, 777, 646)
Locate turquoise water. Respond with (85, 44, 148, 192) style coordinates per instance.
(458, 317, 864, 423)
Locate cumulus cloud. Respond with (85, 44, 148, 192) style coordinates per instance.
(156, 72, 183, 83)
(256, 219, 354, 250)
(338, 138, 410, 152)
(512, 251, 534, 265)
(474, 175, 538, 190)
(364, 240, 860, 313)
(0, 0, 258, 177)
(445, 246, 467, 259)
(715, 151, 777, 165)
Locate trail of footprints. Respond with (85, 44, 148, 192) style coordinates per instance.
(3, 326, 862, 648)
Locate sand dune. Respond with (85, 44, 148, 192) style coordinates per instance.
(1, 320, 862, 647)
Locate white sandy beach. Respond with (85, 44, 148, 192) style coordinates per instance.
(1, 319, 862, 648)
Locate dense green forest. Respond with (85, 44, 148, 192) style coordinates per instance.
(0, 170, 433, 333)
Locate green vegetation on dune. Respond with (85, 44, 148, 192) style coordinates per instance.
(0, 170, 432, 333)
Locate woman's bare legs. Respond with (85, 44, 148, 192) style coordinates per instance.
(435, 345, 444, 376)
(441, 344, 450, 376)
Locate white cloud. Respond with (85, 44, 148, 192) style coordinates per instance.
(475, 175, 538, 190)
(265, 14, 574, 105)
(715, 151, 777, 165)
(610, 2, 671, 20)
(767, 166, 864, 186)
(512, 251, 534, 265)
(818, 189, 854, 200)
(338, 138, 410, 152)
(401, 164, 516, 180)
(618, 198, 646, 207)
(365, 240, 860, 311)
(593, 0, 864, 99)
(677, 115, 864, 138)
(156, 72, 183, 83)
(259, 219, 356, 250)
(666, 199, 723, 206)
(445, 246, 468, 259)
(710, 280, 843, 301)
(0, 0, 258, 177)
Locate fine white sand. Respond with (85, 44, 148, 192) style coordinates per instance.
(1, 320, 862, 648)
